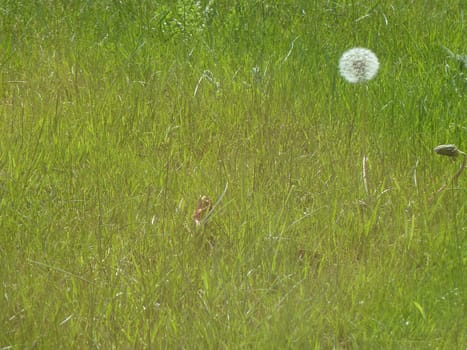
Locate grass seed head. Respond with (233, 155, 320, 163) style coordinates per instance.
(339, 47, 380, 83)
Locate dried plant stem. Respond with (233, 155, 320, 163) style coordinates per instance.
(435, 154, 466, 194)
(452, 155, 467, 183)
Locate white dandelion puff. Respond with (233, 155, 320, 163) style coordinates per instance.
(339, 47, 380, 83)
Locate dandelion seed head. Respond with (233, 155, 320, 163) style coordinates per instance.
(339, 47, 380, 83)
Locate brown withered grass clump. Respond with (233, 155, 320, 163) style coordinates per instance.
(192, 195, 213, 227)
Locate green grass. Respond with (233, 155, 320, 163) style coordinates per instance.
(0, 1, 465, 348)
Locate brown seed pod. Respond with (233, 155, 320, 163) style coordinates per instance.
(433, 144, 465, 158)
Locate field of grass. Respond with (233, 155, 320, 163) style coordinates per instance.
(0, 1, 465, 348)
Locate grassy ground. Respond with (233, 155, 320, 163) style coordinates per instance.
(0, 1, 465, 348)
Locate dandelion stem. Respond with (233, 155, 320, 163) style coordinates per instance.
(362, 86, 370, 196)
